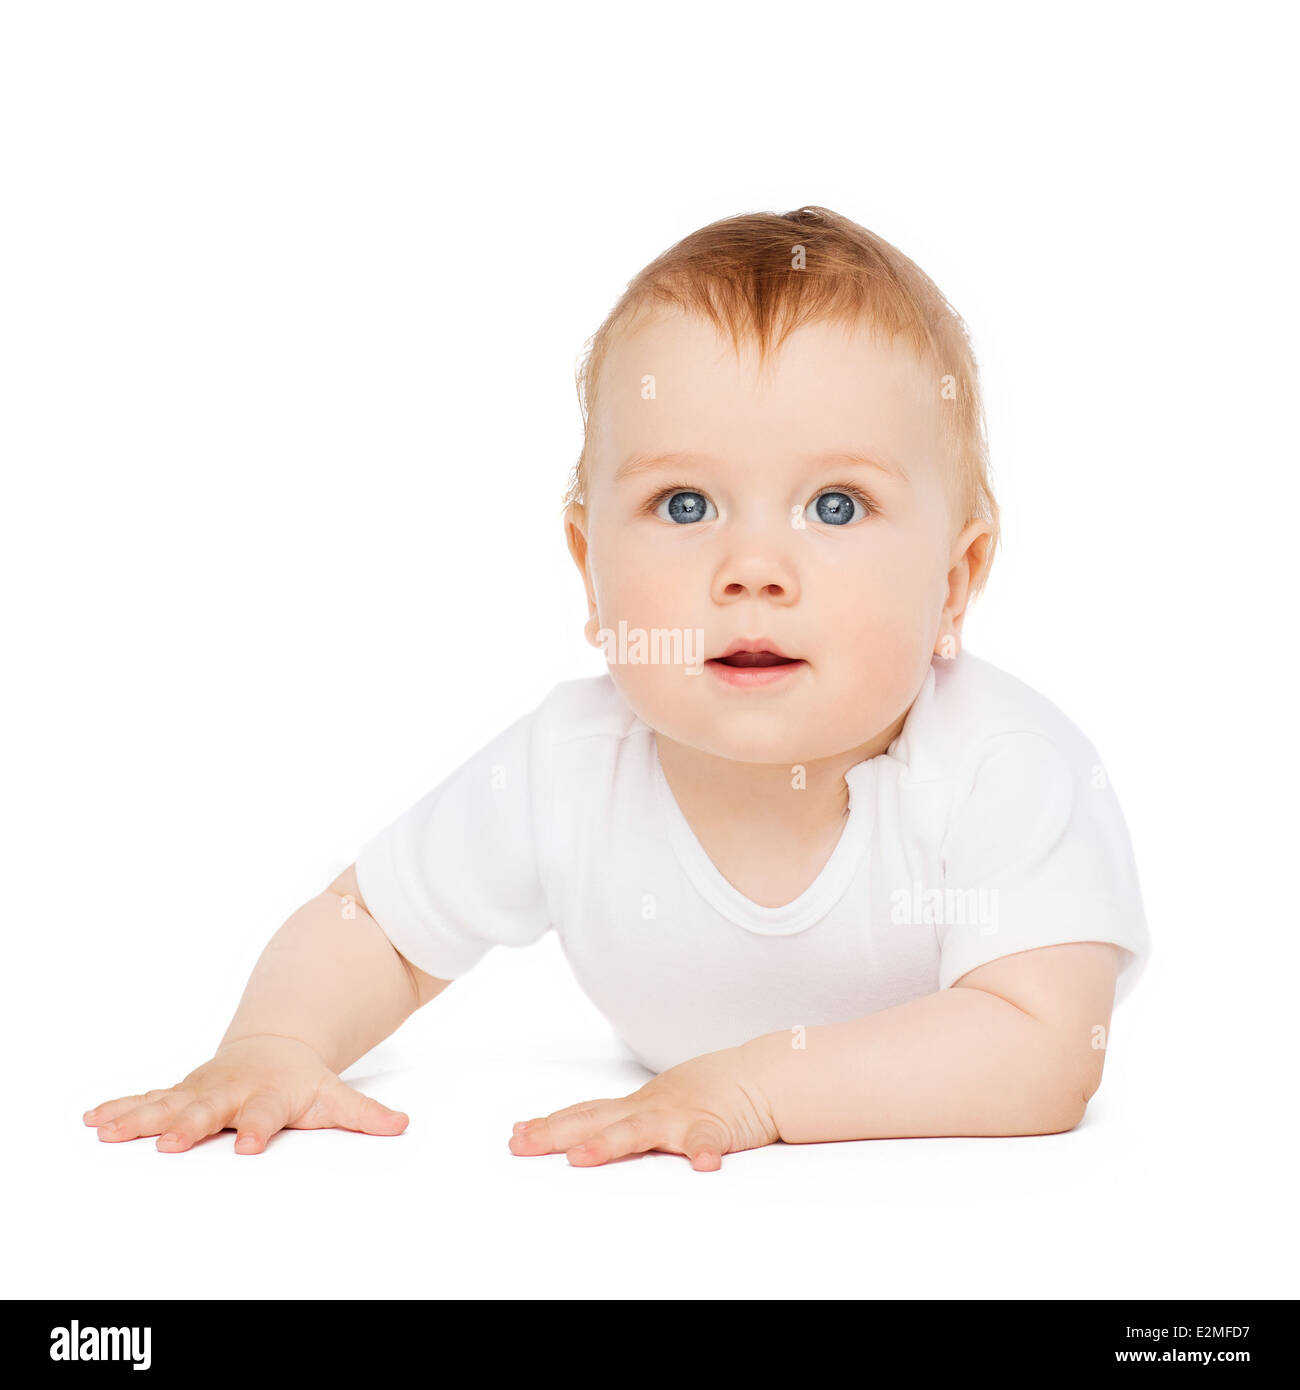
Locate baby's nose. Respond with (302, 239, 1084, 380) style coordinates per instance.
(713, 557, 799, 604)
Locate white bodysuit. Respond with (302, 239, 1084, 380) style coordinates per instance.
(355, 650, 1150, 1074)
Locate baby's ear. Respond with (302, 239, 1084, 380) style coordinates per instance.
(563, 502, 600, 638)
(960, 527, 993, 596)
(563, 501, 590, 579)
(940, 520, 993, 649)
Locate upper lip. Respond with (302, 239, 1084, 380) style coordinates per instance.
(710, 638, 801, 662)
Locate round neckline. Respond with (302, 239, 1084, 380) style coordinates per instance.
(650, 744, 878, 936)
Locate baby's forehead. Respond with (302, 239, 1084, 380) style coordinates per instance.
(594, 308, 944, 469)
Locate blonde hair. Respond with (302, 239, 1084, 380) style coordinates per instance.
(563, 205, 1000, 599)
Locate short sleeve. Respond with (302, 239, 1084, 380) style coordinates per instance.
(354, 702, 554, 981)
(937, 730, 1150, 1000)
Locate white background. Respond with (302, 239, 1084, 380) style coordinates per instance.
(3, 1, 1296, 1300)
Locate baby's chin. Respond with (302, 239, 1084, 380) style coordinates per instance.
(612, 665, 895, 757)
(632, 691, 891, 769)
(678, 726, 882, 769)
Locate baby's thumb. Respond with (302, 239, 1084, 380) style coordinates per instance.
(325, 1079, 410, 1136)
(681, 1120, 726, 1172)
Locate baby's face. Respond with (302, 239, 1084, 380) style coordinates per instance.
(567, 308, 983, 767)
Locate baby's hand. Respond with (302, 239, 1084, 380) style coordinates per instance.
(508, 1046, 778, 1171)
(82, 1034, 409, 1154)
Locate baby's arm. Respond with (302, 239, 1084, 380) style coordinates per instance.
(216, 864, 448, 1071)
(743, 941, 1119, 1140)
(83, 865, 450, 1153)
(510, 941, 1120, 1169)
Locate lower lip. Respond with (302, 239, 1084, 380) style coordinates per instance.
(705, 659, 807, 688)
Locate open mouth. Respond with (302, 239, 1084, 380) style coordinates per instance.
(704, 646, 807, 686)
(708, 651, 801, 668)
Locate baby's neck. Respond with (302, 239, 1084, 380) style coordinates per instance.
(653, 719, 902, 847)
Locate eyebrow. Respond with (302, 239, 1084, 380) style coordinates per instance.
(613, 448, 909, 486)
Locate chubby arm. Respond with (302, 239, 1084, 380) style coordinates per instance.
(84, 864, 455, 1156)
(218, 862, 452, 1072)
(741, 941, 1119, 1141)
(508, 942, 1121, 1169)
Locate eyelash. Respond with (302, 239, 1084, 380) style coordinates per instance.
(640, 481, 702, 517)
(640, 481, 879, 521)
(814, 481, 879, 521)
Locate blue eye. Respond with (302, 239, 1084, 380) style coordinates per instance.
(655, 490, 716, 524)
(812, 490, 865, 525)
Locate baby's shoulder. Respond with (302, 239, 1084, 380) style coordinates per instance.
(901, 651, 1103, 782)
(531, 672, 645, 750)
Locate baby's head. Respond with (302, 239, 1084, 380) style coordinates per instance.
(564, 206, 999, 768)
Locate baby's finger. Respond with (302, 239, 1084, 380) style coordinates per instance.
(519, 1096, 618, 1128)
(680, 1120, 726, 1172)
(229, 1092, 292, 1155)
(566, 1111, 665, 1167)
(153, 1092, 240, 1151)
(84, 1089, 177, 1127)
(96, 1092, 195, 1143)
(323, 1079, 409, 1136)
(509, 1099, 626, 1155)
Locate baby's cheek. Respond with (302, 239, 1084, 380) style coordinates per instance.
(600, 563, 696, 633)
(833, 593, 935, 715)
(604, 658, 687, 732)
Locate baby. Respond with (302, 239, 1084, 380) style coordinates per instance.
(83, 206, 1150, 1171)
